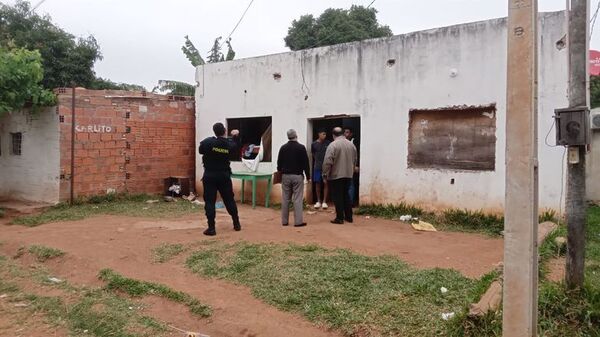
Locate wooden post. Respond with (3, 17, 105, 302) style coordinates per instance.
(565, 0, 589, 290)
(503, 0, 539, 336)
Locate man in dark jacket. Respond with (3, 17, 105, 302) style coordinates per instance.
(198, 122, 241, 236)
(277, 129, 310, 227)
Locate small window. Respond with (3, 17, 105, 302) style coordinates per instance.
(11, 132, 22, 156)
(407, 105, 496, 171)
(226, 117, 272, 162)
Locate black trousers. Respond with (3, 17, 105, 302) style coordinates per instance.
(202, 172, 239, 229)
(330, 178, 353, 222)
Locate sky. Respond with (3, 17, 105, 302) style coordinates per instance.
(4, 0, 600, 90)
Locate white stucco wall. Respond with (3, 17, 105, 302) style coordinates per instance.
(587, 108, 600, 202)
(195, 12, 569, 212)
(0, 109, 60, 204)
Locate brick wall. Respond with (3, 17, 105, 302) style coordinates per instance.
(57, 88, 195, 200)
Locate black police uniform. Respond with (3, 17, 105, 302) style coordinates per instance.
(199, 135, 241, 233)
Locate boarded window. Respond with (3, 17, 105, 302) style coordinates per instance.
(11, 132, 22, 156)
(407, 105, 496, 171)
(226, 117, 272, 162)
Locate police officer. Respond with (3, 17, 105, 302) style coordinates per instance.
(198, 122, 242, 236)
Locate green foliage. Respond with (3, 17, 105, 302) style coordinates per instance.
(28, 245, 65, 262)
(89, 77, 146, 91)
(181, 35, 235, 67)
(591, 75, 600, 109)
(0, 257, 167, 336)
(357, 203, 424, 218)
(11, 193, 201, 226)
(0, 47, 56, 115)
(152, 80, 195, 96)
(152, 243, 186, 263)
(438, 209, 504, 236)
(98, 268, 212, 317)
(0, 1, 102, 89)
(186, 242, 477, 336)
(284, 5, 393, 51)
(182, 35, 205, 67)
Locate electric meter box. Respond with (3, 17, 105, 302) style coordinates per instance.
(554, 106, 590, 146)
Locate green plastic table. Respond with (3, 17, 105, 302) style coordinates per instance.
(231, 171, 273, 208)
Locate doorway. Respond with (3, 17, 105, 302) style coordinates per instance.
(307, 115, 361, 206)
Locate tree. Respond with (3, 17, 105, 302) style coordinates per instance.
(0, 47, 56, 116)
(89, 77, 147, 91)
(0, 1, 102, 89)
(591, 75, 600, 109)
(152, 80, 195, 96)
(284, 5, 392, 51)
(181, 35, 235, 67)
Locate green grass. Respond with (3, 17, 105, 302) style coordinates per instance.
(98, 268, 211, 317)
(0, 257, 167, 337)
(358, 203, 561, 237)
(185, 241, 485, 336)
(0, 208, 5, 218)
(11, 193, 201, 227)
(447, 206, 600, 336)
(28, 245, 65, 262)
(151, 243, 186, 263)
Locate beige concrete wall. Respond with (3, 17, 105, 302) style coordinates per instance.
(587, 108, 600, 202)
(0, 109, 60, 203)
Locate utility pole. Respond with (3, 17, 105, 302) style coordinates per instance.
(503, 0, 539, 336)
(565, 0, 590, 290)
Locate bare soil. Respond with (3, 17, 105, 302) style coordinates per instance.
(0, 205, 503, 337)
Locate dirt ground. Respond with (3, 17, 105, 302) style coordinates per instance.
(0, 205, 503, 337)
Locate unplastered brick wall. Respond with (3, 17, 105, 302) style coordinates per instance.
(57, 88, 195, 200)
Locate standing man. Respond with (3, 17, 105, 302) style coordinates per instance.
(344, 127, 360, 207)
(198, 122, 242, 236)
(323, 127, 357, 224)
(311, 129, 330, 209)
(277, 129, 310, 227)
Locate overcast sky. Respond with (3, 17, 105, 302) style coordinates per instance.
(4, 0, 600, 89)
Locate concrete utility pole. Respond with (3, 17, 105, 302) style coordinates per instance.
(565, 0, 590, 290)
(503, 0, 539, 336)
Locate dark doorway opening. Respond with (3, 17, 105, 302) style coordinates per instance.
(308, 116, 361, 206)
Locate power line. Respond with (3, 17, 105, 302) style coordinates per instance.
(220, 0, 255, 47)
(591, 0, 600, 39)
(367, 0, 376, 9)
(31, 0, 48, 12)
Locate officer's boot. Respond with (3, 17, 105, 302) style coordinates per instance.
(233, 217, 241, 231)
(203, 222, 216, 236)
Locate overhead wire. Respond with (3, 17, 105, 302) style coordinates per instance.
(591, 0, 600, 39)
(219, 0, 255, 48)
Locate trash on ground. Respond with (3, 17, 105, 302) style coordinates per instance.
(0, 294, 8, 299)
(441, 312, 455, 320)
(14, 303, 29, 307)
(215, 201, 225, 209)
(183, 192, 196, 201)
(411, 220, 437, 232)
(164, 196, 176, 202)
(192, 200, 204, 206)
(365, 216, 371, 219)
(146, 200, 160, 204)
(168, 324, 210, 337)
(168, 184, 182, 195)
(48, 277, 63, 283)
(440, 287, 448, 294)
(307, 211, 317, 215)
(142, 207, 149, 210)
(399, 214, 414, 222)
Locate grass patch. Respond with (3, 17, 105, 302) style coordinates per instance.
(0, 208, 5, 218)
(186, 241, 480, 336)
(28, 245, 65, 262)
(0, 257, 167, 337)
(11, 193, 200, 227)
(358, 203, 563, 237)
(447, 206, 600, 336)
(98, 268, 211, 317)
(151, 243, 186, 263)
